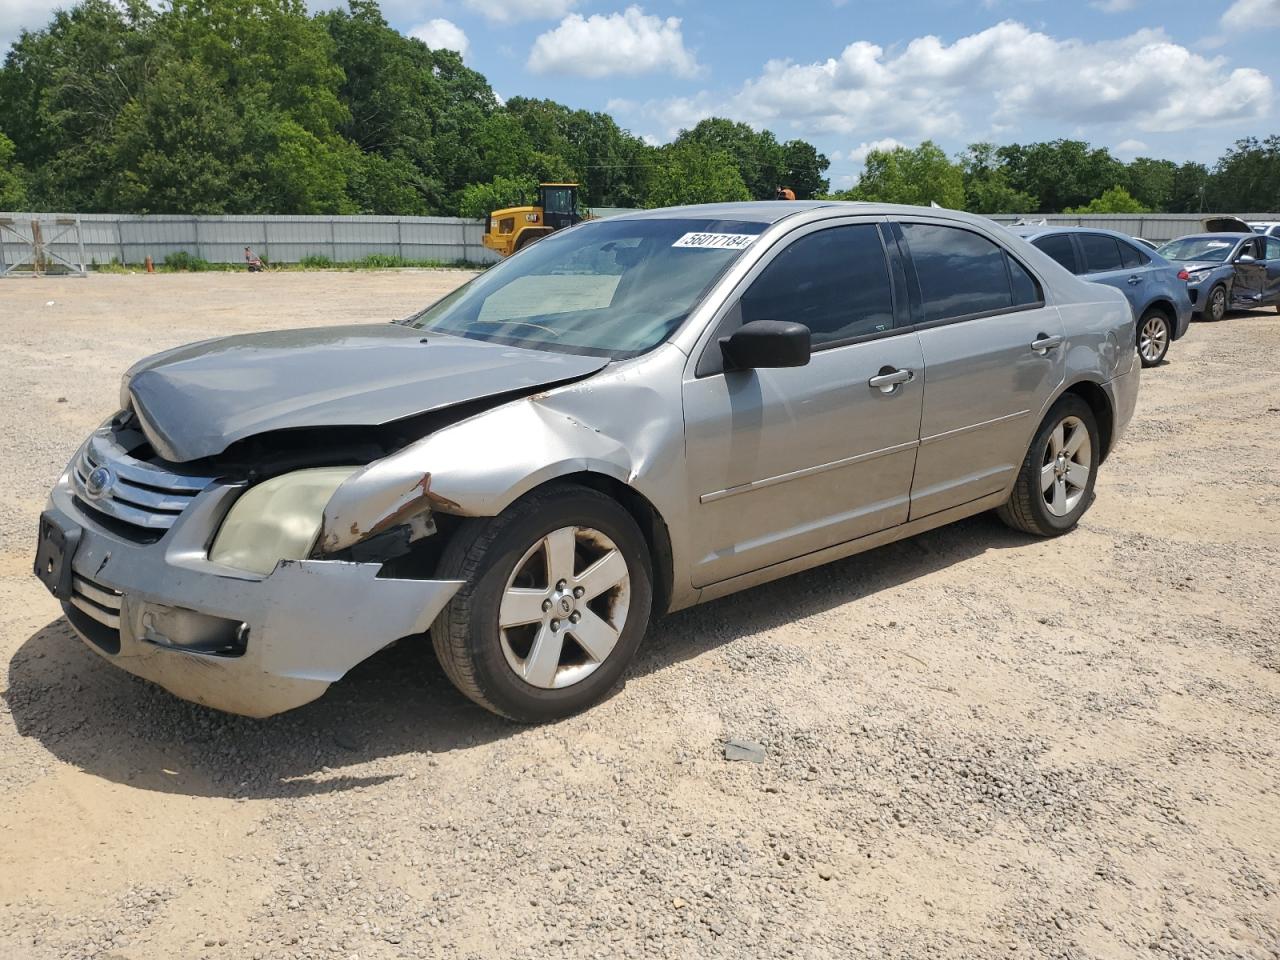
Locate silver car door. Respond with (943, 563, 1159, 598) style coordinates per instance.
(682, 218, 924, 588)
(898, 219, 1067, 520)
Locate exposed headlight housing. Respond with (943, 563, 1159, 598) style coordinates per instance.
(1186, 268, 1212, 283)
(209, 466, 359, 575)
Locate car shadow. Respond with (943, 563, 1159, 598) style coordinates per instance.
(6, 513, 1032, 799)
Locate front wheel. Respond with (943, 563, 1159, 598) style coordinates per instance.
(431, 484, 653, 722)
(997, 395, 1100, 537)
(1205, 284, 1228, 322)
(1137, 309, 1170, 367)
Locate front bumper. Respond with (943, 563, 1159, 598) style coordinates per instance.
(44, 470, 462, 718)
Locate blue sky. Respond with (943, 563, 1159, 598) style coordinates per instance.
(4, 0, 1278, 187)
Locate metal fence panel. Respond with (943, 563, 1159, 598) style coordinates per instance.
(0, 212, 501, 268)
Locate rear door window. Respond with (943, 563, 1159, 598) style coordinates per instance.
(1008, 255, 1043, 306)
(1032, 233, 1079, 274)
(900, 222, 1027, 323)
(1079, 234, 1123, 273)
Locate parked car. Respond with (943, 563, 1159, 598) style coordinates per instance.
(1249, 221, 1280, 238)
(35, 203, 1139, 721)
(1156, 233, 1280, 320)
(1132, 237, 1162, 252)
(1010, 226, 1191, 367)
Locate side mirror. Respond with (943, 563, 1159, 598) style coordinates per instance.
(1236, 253, 1256, 263)
(720, 319, 811, 370)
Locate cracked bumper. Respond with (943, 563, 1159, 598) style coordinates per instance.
(44, 476, 462, 718)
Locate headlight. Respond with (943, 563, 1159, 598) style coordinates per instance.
(209, 466, 359, 575)
(1186, 269, 1212, 283)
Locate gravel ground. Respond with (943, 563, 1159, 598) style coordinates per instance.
(1, 272, 1278, 960)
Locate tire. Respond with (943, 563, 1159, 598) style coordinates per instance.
(430, 483, 653, 722)
(1136, 308, 1171, 367)
(1205, 284, 1228, 322)
(997, 394, 1101, 538)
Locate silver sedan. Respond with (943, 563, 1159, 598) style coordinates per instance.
(36, 202, 1139, 720)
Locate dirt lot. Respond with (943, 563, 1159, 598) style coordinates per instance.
(1, 271, 1278, 960)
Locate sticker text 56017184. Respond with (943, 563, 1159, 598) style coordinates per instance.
(671, 233, 757, 250)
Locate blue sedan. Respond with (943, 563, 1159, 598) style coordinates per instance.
(1011, 226, 1192, 367)
(1157, 233, 1280, 322)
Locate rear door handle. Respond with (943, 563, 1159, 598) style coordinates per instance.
(1127, 275, 1143, 285)
(868, 367, 914, 393)
(1031, 334, 1063, 355)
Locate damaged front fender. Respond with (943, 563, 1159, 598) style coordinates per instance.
(317, 347, 688, 557)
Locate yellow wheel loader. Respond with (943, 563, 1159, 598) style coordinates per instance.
(482, 183, 585, 258)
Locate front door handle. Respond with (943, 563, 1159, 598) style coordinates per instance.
(1127, 275, 1143, 285)
(868, 367, 914, 393)
(1031, 334, 1063, 355)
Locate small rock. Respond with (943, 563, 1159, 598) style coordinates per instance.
(723, 739, 765, 763)
(672, 897, 687, 910)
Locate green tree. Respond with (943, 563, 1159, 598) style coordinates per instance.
(0, 133, 29, 208)
(674, 118, 784, 200)
(996, 140, 1127, 213)
(643, 142, 751, 207)
(1207, 136, 1280, 211)
(780, 140, 830, 199)
(1065, 185, 1148, 214)
(958, 142, 1037, 213)
(837, 141, 965, 208)
(1168, 161, 1210, 213)
(1125, 157, 1176, 212)
(458, 175, 539, 219)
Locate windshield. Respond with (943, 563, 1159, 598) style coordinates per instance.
(405, 217, 767, 358)
(1157, 238, 1237, 262)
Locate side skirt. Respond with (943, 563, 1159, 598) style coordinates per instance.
(690, 490, 1008, 607)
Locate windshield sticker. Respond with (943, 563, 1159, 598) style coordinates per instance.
(672, 232, 757, 250)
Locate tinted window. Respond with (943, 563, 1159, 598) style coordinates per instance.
(1079, 234, 1123, 273)
(1119, 241, 1148, 269)
(902, 223, 1017, 322)
(1032, 233, 1079, 274)
(740, 225, 894, 347)
(1008, 255, 1042, 306)
(1266, 237, 1280, 260)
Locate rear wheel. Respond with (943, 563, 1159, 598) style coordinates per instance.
(431, 484, 653, 722)
(997, 395, 1100, 537)
(1137, 309, 1170, 367)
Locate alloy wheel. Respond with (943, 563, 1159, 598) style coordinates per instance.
(1041, 415, 1091, 518)
(498, 526, 632, 689)
(1139, 315, 1168, 364)
(1209, 287, 1226, 321)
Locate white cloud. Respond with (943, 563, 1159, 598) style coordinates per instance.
(1115, 138, 1148, 154)
(409, 18, 470, 60)
(847, 138, 907, 165)
(528, 7, 701, 78)
(1222, 0, 1280, 30)
(465, 0, 577, 24)
(0, 0, 62, 50)
(1091, 0, 1139, 12)
(627, 21, 1271, 144)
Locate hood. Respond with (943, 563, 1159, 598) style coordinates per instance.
(125, 324, 610, 462)
(1178, 260, 1224, 273)
(1201, 215, 1252, 234)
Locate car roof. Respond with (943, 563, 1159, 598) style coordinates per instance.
(612, 201, 837, 224)
(1006, 225, 1141, 242)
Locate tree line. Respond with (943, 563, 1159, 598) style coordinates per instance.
(1, 0, 1278, 217)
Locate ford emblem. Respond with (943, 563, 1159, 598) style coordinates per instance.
(85, 465, 113, 500)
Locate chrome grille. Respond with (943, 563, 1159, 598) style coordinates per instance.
(71, 431, 214, 534)
(70, 575, 122, 629)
